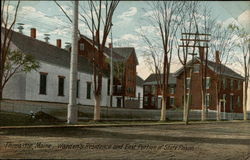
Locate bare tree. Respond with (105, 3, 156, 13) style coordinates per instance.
(177, 1, 200, 125)
(1, 0, 20, 100)
(210, 22, 238, 121)
(139, 1, 185, 121)
(230, 25, 250, 121)
(79, 1, 119, 121)
(196, 4, 215, 121)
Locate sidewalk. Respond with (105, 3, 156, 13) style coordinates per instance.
(1, 120, 248, 129)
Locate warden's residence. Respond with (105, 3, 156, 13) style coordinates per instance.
(143, 52, 244, 113)
(2, 27, 144, 108)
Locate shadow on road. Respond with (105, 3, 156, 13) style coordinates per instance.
(1, 127, 250, 146)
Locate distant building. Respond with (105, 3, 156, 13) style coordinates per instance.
(143, 73, 176, 109)
(175, 56, 244, 113)
(2, 27, 144, 108)
(143, 56, 244, 113)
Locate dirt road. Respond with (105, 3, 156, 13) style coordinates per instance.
(0, 121, 249, 160)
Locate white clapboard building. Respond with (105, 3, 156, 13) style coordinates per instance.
(2, 27, 144, 108)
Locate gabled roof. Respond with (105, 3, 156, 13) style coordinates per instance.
(80, 34, 125, 62)
(174, 57, 244, 80)
(2, 28, 95, 75)
(112, 47, 139, 65)
(136, 75, 144, 87)
(80, 35, 139, 65)
(143, 73, 176, 85)
(207, 60, 244, 80)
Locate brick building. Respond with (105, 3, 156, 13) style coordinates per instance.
(175, 57, 244, 113)
(143, 73, 176, 109)
(76, 35, 141, 108)
(143, 56, 244, 113)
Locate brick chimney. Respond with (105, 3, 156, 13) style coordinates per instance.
(56, 39, 62, 48)
(109, 43, 112, 48)
(30, 28, 36, 38)
(215, 50, 220, 64)
(199, 46, 205, 61)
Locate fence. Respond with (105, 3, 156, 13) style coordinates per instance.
(1, 100, 249, 121)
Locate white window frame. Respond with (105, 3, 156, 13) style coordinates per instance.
(205, 77, 211, 89)
(170, 96, 175, 106)
(186, 78, 191, 89)
(205, 93, 210, 107)
(170, 87, 175, 94)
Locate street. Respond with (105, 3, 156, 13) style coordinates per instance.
(0, 122, 250, 160)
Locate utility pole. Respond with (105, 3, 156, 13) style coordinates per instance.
(67, 0, 79, 124)
(109, 23, 113, 107)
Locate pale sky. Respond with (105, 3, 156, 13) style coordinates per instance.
(5, 1, 250, 79)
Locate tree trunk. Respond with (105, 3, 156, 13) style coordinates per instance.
(185, 91, 191, 125)
(183, 86, 187, 121)
(215, 85, 221, 121)
(243, 82, 248, 121)
(94, 94, 101, 121)
(201, 91, 206, 121)
(160, 96, 167, 121)
(0, 87, 3, 100)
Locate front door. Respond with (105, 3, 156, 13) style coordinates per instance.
(117, 97, 121, 108)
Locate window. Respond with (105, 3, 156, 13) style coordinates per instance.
(237, 96, 241, 107)
(76, 80, 80, 98)
(230, 95, 234, 111)
(170, 96, 175, 106)
(238, 81, 241, 90)
(151, 96, 156, 106)
(204, 93, 211, 107)
(144, 96, 149, 106)
(169, 87, 175, 94)
(222, 78, 226, 89)
(107, 79, 110, 95)
(144, 85, 151, 94)
(138, 92, 141, 100)
(151, 85, 156, 94)
(183, 94, 192, 105)
(186, 78, 191, 89)
(117, 85, 122, 93)
(58, 76, 65, 96)
(205, 77, 211, 89)
(223, 94, 226, 101)
(39, 73, 47, 94)
(80, 43, 84, 51)
(230, 79, 234, 89)
(86, 82, 91, 99)
(193, 64, 200, 73)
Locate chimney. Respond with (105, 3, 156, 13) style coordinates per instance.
(56, 39, 62, 48)
(199, 46, 205, 61)
(30, 28, 36, 38)
(215, 50, 220, 64)
(109, 43, 112, 48)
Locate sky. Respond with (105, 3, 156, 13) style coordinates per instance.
(5, 1, 250, 80)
